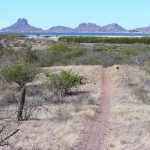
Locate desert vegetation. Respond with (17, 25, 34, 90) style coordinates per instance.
(1, 35, 150, 67)
(59, 36, 150, 44)
(0, 34, 150, 149)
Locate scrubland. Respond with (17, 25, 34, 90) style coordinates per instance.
(0, 35, 150, 149)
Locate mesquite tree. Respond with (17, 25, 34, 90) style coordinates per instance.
(1, 63, 38, 121)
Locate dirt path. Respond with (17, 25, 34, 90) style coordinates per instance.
(77, 67, 111, 150)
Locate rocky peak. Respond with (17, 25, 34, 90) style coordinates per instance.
(75, 23, 101, 32)
(16, 18, 28, 25)
(78, 23, 99, 28)
(16, 18, 29, 26)
(102, 23, 127, 32)
(1, 18, 43, 32)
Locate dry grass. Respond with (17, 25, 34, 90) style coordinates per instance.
(0, 65, 101, 150)
(106, 65, 150, 150)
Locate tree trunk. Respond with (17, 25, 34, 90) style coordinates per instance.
(17, 86, 26, 121)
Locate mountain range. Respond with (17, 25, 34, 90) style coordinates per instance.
(0, 18, 150, 33)
(1, 18, 43, 32)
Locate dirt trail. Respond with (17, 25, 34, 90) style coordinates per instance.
(78, 67, 111, 150)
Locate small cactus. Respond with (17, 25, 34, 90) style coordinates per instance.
(17, 86, 26, 121)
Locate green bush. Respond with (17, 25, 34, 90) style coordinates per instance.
(0, 48, 14, 56)
(24, 50, 38, 63)
(47, 71, 82, 94)
(1, 63, 39, 87)
(116, 46, 138, 62)
(1, 63, 39, 121)
(49, 43, 69, 53)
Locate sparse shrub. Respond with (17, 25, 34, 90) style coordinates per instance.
(49, 43, 69, 53)
(60, 59, 69, 66)
(0, 93, 18, 107)
(143, 62, 150, 75)
(73, 94, 95, 112)
(26, 85, 42, 97)
(1, 63, 39, 88)
(0, 48, 14, 56)
(116, 46, 138, 62)
(119, 110, 129, 118)
(14, 42, 21, 47)
(20, 43, 28, 47)
(40, 90, 55, 103)
(67, 48, 87, 58)
(120, 139, 126, 145)
(87, 98, 95, 105)
(22, 100, 42, 121)
(46, 71, 82, 103)
(36, 50, 54, 67)
(71, 52, 97, 65)
(0, 43, 3, 49)
(32, 42, 150, 67)
(109, 143, 115, 148)
(3, 93, 18, 105)
(54, 108, 71, 122)
(47, 71, 82, 94)
(73, 102, 81, 112)
(1, 63, 39, 121)
(24, 50, 38, 63)
(134, 87, 150, 104)
(79, 94, 95, 105)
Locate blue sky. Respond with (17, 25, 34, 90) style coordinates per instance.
(0, 0, 150, 30)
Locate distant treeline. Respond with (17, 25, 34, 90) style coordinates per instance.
(59, 36, 150, 44)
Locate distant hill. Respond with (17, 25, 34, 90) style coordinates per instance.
(47, 23, 127, 33)
(133, 26, 150, 33)
(101, 23, 127, 32)
(1, 18, 150, 33)
(1, 18, 43, 32)
(73, 23, 102, 33)
(47, 26, 73, 33)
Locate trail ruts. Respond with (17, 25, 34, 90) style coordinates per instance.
(78, 67, 111, 150)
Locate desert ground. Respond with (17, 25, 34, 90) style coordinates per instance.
(0, 65, 101, 150)
(1, 64, 149, 150)
(106, 65, 150, 150)
(0, 35, 150, 150)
